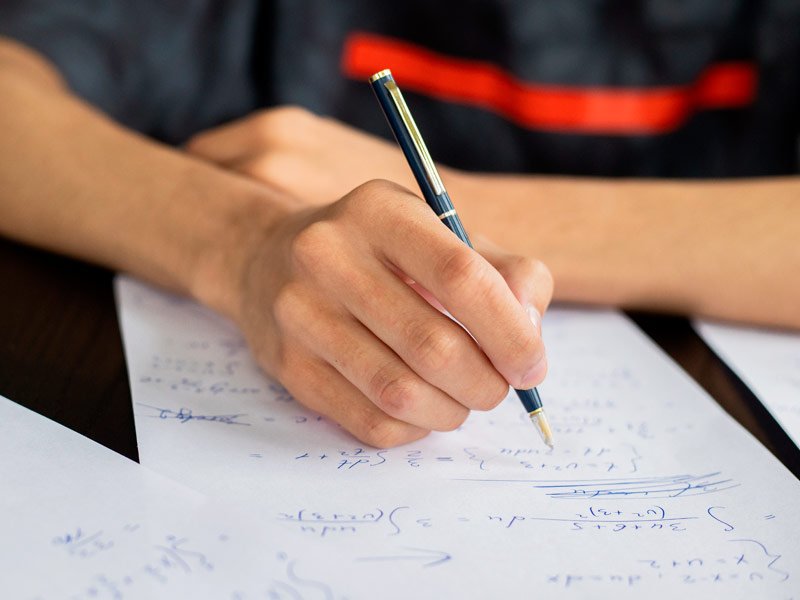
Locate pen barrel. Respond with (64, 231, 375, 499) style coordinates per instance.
(370, 73, 473, 249)
(370, 69, 549, 436)
(370, 74, 433, 201)
(435, 192, 473, 249)
(515, 387, 544, 413)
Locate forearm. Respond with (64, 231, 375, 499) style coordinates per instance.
(0, 40, 556, 448)
(450, 172, 800, 328)
(0, 39, 287, 318)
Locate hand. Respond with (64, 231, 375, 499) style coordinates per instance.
(186, 106, 434, 205)
(217, 179, 552, 447)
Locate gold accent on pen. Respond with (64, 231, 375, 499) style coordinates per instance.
(371, 68, 553, 448)
(384, 79, 445, 195)
(369, 69, 393, 83)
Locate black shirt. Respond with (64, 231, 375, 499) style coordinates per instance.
(2, 0, 798, 177)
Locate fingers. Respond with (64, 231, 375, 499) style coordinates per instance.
(278, 288, 470, 431)
(279, 347, 430, 448)
(365, 185, 548, 390)
(275, 208, 507, 416)
(339, 259, 511, 412)
(186, 106, 315, 166)
(185, 118, 259, 165)
(473, 234, 554, 323)
(240, 178, 553, 448)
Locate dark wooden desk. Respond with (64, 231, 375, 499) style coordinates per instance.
(1, 237, 798, 478)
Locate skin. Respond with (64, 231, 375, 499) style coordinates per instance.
(2, 36, 798, 444)
(187, 107, 800, 330)
(0, 38, 552, 448)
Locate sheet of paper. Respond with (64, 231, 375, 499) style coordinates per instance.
(0, 395, 353, 599)
(116, 276, 800, 599)
(695, 319, 800, 448)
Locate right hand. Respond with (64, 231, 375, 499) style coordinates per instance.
(214, 180, 552, 447)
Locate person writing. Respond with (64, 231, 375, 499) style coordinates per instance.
(0, 3, 797, 447)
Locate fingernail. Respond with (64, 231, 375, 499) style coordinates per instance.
(525, 303, 541, 331)
(519, 353, 548, 389)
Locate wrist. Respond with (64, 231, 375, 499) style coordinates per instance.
(185, 173, 297, 324)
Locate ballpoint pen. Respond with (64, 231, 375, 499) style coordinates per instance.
(369, 69, 554, 448)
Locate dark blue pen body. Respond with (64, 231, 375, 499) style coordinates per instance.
(516, 387, 543, 413)
(370, 75, 432, 200)
(370, 74, 475, 245)
(438, 203, 473, 248)
(371, 71, 543, 413)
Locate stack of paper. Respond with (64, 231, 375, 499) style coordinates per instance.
(113, 277, 800, 598)
(695, 319, 800, 449)
(3, 275, 799, 598)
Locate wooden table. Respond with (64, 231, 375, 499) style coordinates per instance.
(1, 237, 798, 478)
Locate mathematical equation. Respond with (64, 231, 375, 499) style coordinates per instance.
(47, 524, 341, 600)
(276, 502, 743, 539)
(487, 505, 695, 533)
(547, 538, 790, 589)
(136, 403, 251, 426)
(48, 525, 215, 599)
(290, 444, 644, 476)
(137, 376, 262, 398)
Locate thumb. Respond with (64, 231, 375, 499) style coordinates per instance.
(472, 234, 554, 329)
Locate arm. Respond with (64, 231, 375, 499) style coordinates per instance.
(0, 39, 551, 446)
(0, 39, 272, 310)
(187, 109, 800, 329)
(452, 174, 800, 329)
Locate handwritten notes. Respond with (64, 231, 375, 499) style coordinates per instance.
(115, 276, 800, 598)
(695, 320, 800, 449)
(0, 395, 355, 599)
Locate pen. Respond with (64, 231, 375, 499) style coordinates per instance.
(369, 69, 554, 449)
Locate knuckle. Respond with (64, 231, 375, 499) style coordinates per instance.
(515, 255, 538, 278)
(271, 283, 305, 330)
(344, 179, 384, 207)
(337, 179, 416, 227)
(256, 105, 315, 139)
(369, 367, 418, 417)
(242, 154, 279, 179)
(359, 416, 421, 449)
(350, 179, 406, 208)
(269, 345, 302, 392)
(495, 254, 533, 293)
(512, 317, 542, 354)
(409, 324, 460, 373)
(436, 408, 470, 432)
(470, 375, 509, 411)
(337, 188, 368, 218)
(436, 247, 489, 296)
(290, 220, 337, 272)
(508, 326, 543, 366)
(357, 178, 405, 196)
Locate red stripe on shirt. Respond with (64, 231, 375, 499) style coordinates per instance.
(341, 32, 757, 135)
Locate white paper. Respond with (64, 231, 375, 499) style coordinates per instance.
(115, 276, 800, 598)
(0, 395, 350, 599)
(695, 320, 800, 449)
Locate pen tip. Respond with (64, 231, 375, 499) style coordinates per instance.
(530, 409, 555, 449)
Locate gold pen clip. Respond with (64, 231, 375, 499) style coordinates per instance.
(384, 80, 445, 196)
